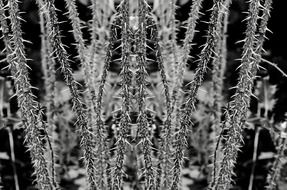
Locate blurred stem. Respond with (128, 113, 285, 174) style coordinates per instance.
(169, 0, 178, 85)
(266, 122, 287, 190)
(248, 126, 260, 190)
(38, 0, 58, 186)
(7, 126, 19, 190)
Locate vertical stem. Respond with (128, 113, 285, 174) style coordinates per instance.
(7, 126, 20, 190)
(1, 0, 52, 189)
(171, 0, 204, 115)
(169, 0, 178, 80)
(266, 122, 287, 190)
(171, 0, 229, 189)
(169, 4, 204, 185)
(215, 0, 271, 189)
(209, 0, 230, 187)
(147, 12, 173, 189)
(113, 0, 130, 189)
(38, 0, 58, 186)
(136, 1, 156, 189)
(248, 127, 260, 190)
(36, 0, 95, 189)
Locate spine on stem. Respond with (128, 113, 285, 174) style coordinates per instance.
(171, 0, 204, 114)
(38, 0, 58, 187)
(136, 1, 156, 189)
(112, 0, 131, 189)
(169, 3, 204, 186)
(36, 0, 97, 189)
(209, 0, 231, 188)
(171, 0, 229, 189)
(266, 122, 287, 190)
(146, 9, 173, 189)
(215, 0, 272, 189)
(1, 0, 52, 189)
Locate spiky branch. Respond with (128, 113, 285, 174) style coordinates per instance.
(209, 0, 231, 188)
(1, 0, 52, 189)
(112, 0, 131, 189)
(136, 1, 156, 189)
(171, 0, 229, 189)
(215, 0, 272, 189)
(36, 0, 99, 189)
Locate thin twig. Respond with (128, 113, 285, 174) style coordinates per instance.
(261, 58, 287, 78)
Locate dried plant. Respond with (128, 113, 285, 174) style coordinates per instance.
(1, 0, 284, 189)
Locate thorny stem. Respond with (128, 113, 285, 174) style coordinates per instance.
(155, 0, 178, 80)
(266, 122, 287, 190)
(88, 0, 104, 85)
(64, 2, 110, 187)
(253, 0, 273, 71)
(64, 0, 94, 93)
(92, 4, 125, 189)
(87, 4, 108, 186)
(112, 0, 131, 189)
(171, 0, 204, 115)
(64, 0, 100, 104)
(91, 0, 110, 41)
(209, 0, 231, 188)
(215, 0, 272, 189)
(36, 0, 97, 189)
(169, 0, 178, 80)
(171, 0, 229, 189)
(1, 0, 52, 189)
(0, 0, 279, 189)
(169, 3, 204, 185)
(183, 0, 229, 117)
(144, 5, 173, 188)
(136, 1, 156, 189)
(38, 0, 58, 186)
